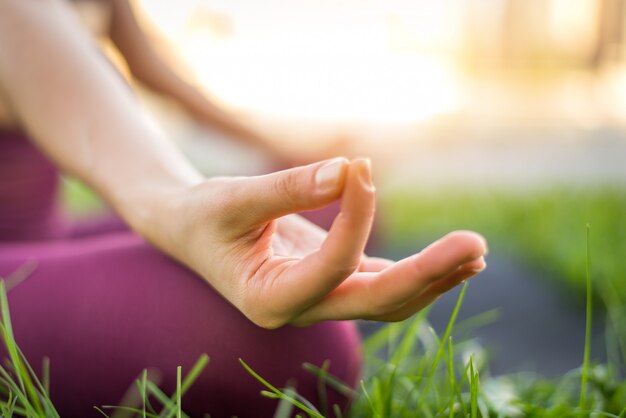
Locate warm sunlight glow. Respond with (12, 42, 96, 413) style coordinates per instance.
(136, 0, 463, 124)
(135, 0, 626, 150)
(190, 49, 461, 123)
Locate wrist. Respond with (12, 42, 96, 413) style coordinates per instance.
(108, 164, 204, 245)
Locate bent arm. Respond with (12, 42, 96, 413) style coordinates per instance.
(0, 0, 202, 232)
(108, 0, 285, 158)
(0, 0, 488, 328)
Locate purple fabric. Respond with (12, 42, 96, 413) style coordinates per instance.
(0, 131, 362, 417)
(0, 130, 66, 241)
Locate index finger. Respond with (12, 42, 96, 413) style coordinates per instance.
(275, 158, 376, 314)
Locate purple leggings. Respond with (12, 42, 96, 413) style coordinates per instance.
(0, 132, 361, 417)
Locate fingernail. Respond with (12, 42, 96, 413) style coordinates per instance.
(315, 158, 347, 194)
(356, 158, 375, 192)
(479, 235, 489, 255)
(472, 261, 487, 273)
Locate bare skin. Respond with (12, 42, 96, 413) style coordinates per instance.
(107, 0, 291, 160)
(0, 0, 487, 329)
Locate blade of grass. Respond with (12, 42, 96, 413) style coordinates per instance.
(291, 390, 326, 415)
(302, 363, 356, 398)
(94, 406, 112, 417)
(453, 309, 500, 337)
(0, 281, 44, 415)
(142, 369, 147, 418)
(273, 386, 296, 418)
(42, 357, 50, 397)
(447, 337, 455, 418)
(359, 379, 379, 418)
(579, 224, 592, 410)
(391, 310, 429, 366)
(180, 354, 209, 396)
(12, 343, 59, 416)
(101, 405, 160, 417)
(147, 381, 178, 417)
(176, 366, 181, 418)
(0, 364, 35, 415)
(0, 282, 59, 417)
(261, 388, 321, 413)
(333, 403, 342, 418)
(239, 359, 323, 418)
(419, 282, 468, 406)
(362, 322, 397, 355)
(469, 357, 478, 418)
(316, 360, 329, 416)
(161, 355, 209, 418)
(381, 363, 397, 418)
(3, 261, 37, 292)
(134, 373, 158, 415)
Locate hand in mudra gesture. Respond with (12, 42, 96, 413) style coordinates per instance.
(156, 158, 487, 329)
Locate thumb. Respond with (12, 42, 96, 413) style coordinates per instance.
(231, 157, 349, 226)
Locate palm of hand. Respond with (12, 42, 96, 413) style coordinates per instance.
(181, 159, 487, 329)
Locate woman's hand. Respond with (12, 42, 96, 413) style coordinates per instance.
(0, 1, 486, 328)
(152, 158, 487, 329)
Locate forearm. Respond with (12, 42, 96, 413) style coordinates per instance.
(183, 92, 280, 153)
(131, 59, 282, 157)
(107, 0, 279, 158)
(0, 0, 202, 233)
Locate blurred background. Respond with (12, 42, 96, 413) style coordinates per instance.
(66, 0, 626, 376)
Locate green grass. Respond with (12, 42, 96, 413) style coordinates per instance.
(245, 281, 626, 418)
(1, 234, 625, 416)
(0, 281, 58, 418)
(243, 224, 626, 417)
(380, 184, 626, 304)
(0, 270, 210, 418)
(579, 224, 592, 410)
(12, 183, 623, 416)
(59, 177, 103, 216)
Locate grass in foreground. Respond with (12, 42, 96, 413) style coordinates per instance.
(1, 227, 626, 417)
